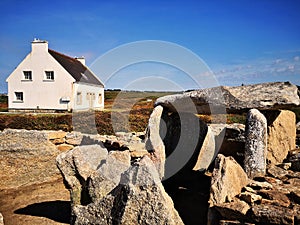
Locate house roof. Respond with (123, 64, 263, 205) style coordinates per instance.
(48, 49, 104, 87)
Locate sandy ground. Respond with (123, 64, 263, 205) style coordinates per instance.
(0, 178, 70, 225)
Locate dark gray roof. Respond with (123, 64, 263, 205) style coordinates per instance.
(48, 49, 104, 87)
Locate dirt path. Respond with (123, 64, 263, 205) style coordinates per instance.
(0, 178, 70, 225)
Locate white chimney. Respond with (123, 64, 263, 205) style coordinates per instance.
(75, 56, 85, 65)
(31, 38, 48, 53)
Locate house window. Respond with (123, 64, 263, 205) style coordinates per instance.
(98, 93, 102, 104)
(23, 71, 32, 80)
(76, 92, 82, 105)
(15, 92, 23, 101)
(45, 71, 54, 80)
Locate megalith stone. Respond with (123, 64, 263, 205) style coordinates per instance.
(145, 105, 165, 179)
(244, 109, 267, 179)
(209, 154, 249, 206)
(193, 126, 216, 171)
(56, 144, 108, 206)
(264, 110, 296, 165)
(88, 150, 131, 201)
(73, 156, 184, 225)
(155, 82, 300, 114)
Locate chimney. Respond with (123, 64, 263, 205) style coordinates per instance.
(75, 56, 85, 65)
(31, 38, 48, 53)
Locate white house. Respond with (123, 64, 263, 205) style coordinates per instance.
(6, 39, 104, 112)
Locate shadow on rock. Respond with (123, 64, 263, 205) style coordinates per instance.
(14, 200, 71, 224)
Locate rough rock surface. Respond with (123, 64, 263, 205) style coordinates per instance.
(0, 212, 3, 225)
(88, 150, 131, 201)
(56, 145, 108, 207)
(244, 109, 267, 179)
(209, 154, 249, 206)
(251, 204, 294, 225)
(265, 110, 296, 165)
(155, 82, 300, 114)
(0, 129, 61, 190)
(209, 123, 245, 164)
(193, 126, 216, 171)
(287, 149, 300, 172)
(214, 198, 250, 221)
(145, 105, 165, 179)
(73, 156, 184, 225)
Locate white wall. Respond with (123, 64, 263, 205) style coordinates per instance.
(6, 41, 76, 110)
(73, 82, 104, 111)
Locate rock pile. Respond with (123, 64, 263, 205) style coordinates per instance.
(54, 81, 300, 224)
(0, 129, 146, 191)
(208, 157, 300, 225)
(56, 145, 183, 224)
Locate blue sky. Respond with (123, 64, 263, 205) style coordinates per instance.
(0, 0, 300, 92)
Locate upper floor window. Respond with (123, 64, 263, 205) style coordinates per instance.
(23, 71, 32, 80)
(45, 71, 54, 80)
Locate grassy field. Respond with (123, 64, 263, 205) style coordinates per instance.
(0, 91, 178, 135)
(0, 90, 299, 135)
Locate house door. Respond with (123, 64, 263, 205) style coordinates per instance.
(87, 93, 95, 109)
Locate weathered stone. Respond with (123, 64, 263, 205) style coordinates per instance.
(278, 163, 292, 170)
(56, 144, 108, 206)
(130, 149, 149, 158)
(73, 156, 184, 225)
(287, 170, 300, 179)
(239, 191, 262, 205)
(264, 176, 283, 186)
(0, 129, 61, 189)
(209, 154, 249, 206)
(286, 178, 300, 186)
(88, 150, 131, 201)
(290, 190, 300, 204)
(65, 132, 83, 146)
(50, 137, 65, 145)
(265, 110, 296, 165)
(267, 165, 289, 179)
(271, 182, 298, 195)
(219, 220, 254, 225)
(244, 109, 267, 179)
(193, 126, 216, 171)
(57, 143, 74, 151)
(247, 180, 273, 190)
(145, 105, 165, 179)
(0, 212, 3, 225)
(258, 190, 290, 207)
(243, 186, 257, 194)
(251, 204, 294, 225)
(287, 149, 300, 172)
(155, 82, 300, 114)
(293, 204, 300, 224)
(209, 123, 245, 164)
(46, 130, 67, 140)
(296, 122, 300, 146)
(214, 198, 250, 221)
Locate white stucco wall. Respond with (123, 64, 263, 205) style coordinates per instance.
(73, 82, 104, 111)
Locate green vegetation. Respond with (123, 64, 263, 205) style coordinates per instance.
(0, 90, 298, 135)
(0, 94, 8, 112)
